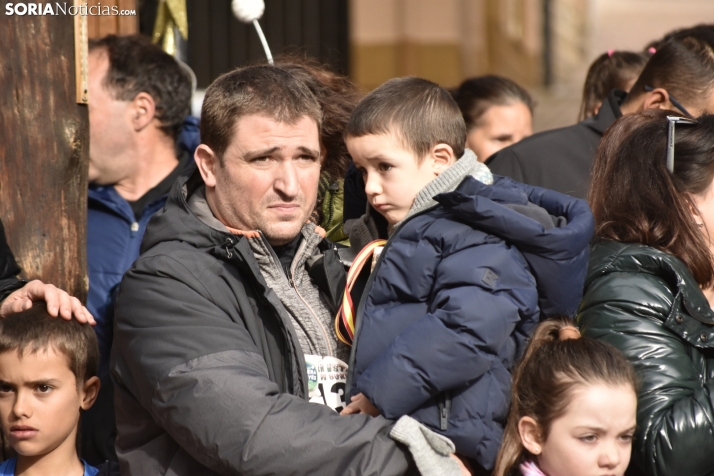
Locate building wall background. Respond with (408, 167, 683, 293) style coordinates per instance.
(350, 0, 544, 91)
(350, 0, 714, 131)
(87, 0, 714, 131)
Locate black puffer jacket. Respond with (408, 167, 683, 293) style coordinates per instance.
(577, 240, 714, 476)
(0, 219, 25, 303)
(111, 169, 415, 476)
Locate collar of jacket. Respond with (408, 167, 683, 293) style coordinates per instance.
(139, 165, 336, 396)
(398, 149, 491, 225)
(589, 240, 714, 347)
(583, 89, 626, 136)
(88, 184, 136, 223)
(88, 149, 192, 224)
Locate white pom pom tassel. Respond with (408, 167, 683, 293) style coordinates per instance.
(231, 0, 273, 64)
(231, 0, 264, 23)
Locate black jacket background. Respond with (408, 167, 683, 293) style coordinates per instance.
(486, 90, 626, 199)
(0, 219, 25, 302)
(578, 240, 714, 476)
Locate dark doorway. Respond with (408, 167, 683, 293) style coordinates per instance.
(139, 0, 350, 89)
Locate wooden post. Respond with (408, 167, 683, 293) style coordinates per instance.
(87, 0, 138, 39)
(0, 10, 90, 301)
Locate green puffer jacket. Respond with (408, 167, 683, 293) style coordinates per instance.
(577, 240, 714, 476)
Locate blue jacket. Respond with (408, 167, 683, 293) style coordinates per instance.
(348, 175, 594, 469)
(87, 186, 168, 375)
(87, 122, 199, 375)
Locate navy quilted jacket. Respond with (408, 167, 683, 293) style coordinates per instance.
(347, 175, 594, 469)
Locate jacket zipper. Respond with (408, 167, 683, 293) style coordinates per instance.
(345, 205, 439, 400)
(261, 233, 334, 358)
(223, 237, 294, 395)
(438, 392, 451, 430)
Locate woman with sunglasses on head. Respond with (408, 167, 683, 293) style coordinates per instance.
(577, 109, 714, 476)
(487, 31, 714, 199)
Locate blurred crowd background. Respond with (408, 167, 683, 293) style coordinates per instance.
(92, 0, 714, 132)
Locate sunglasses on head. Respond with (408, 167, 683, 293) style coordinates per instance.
(665, 115, 698, 173)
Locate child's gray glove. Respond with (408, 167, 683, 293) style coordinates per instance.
(389, 415, 464, 476)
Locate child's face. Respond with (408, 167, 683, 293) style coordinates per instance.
(0, 348, 98, 458)
(347, 133, 451, 225)
(523, 383, 637, 476)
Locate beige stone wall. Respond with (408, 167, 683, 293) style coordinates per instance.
(588, 0, 714, 60)
(349, 0, 714, 132)
(350, 0, 546, 91)
(486, 0, 544, 87)
(351, 0, 463, 90)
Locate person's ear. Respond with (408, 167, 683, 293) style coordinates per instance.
(592, 101, 603, 116)
(687, 192, 707, 228)
(518, 416, 544, 456)
(195, 144, 219, 188)
(80, 376, 101, 410)
(642, 87, 671, 111)
(130, 92, 156, 131)
(430, 143, 456, 176)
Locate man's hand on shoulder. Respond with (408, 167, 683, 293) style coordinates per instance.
(0, 280, 95, 324)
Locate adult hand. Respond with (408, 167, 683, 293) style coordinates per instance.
(340, 392, 380, 417)
(0, 280, 95, 325)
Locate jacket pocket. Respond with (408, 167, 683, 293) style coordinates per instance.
(438, 391, 452, 431)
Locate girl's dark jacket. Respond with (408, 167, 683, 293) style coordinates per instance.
(347, 174, 594, 469)
(578, 241, 714, 476)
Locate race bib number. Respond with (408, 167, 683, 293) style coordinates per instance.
(305, 355, 348, 412)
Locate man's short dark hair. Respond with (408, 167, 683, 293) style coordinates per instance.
(200, 65, 323, 162)
(0, 303, 99, 386)
(89, 34, 192, 141)
(346, 77, 467, 161)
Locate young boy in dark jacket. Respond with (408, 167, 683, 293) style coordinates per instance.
(340, 77, 594, 472)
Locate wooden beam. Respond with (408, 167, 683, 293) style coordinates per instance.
(0, 11, 90, 301)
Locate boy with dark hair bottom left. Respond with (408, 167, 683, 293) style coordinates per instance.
(0, 303, 101, 476)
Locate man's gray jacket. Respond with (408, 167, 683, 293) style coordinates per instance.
(110, 168, 414, 475)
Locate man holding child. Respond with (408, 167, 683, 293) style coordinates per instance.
(111, 62, 592, 475)
(110, 66, 439, 475)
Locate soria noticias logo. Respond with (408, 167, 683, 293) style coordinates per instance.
(5, 3, 137, 16)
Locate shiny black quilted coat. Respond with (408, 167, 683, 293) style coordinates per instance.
(578, 240, 714, 476)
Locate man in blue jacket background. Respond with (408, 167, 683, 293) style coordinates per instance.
(84, 34, 193, 464)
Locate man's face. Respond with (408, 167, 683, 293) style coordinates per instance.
(0, 348, 95, 458)
(199, 115, 322, 246)
(87, 50, 135, 184)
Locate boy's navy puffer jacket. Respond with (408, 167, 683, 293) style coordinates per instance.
(347, 175, 594, 469)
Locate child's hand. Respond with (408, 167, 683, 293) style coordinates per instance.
(340, 392, 380, 417)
